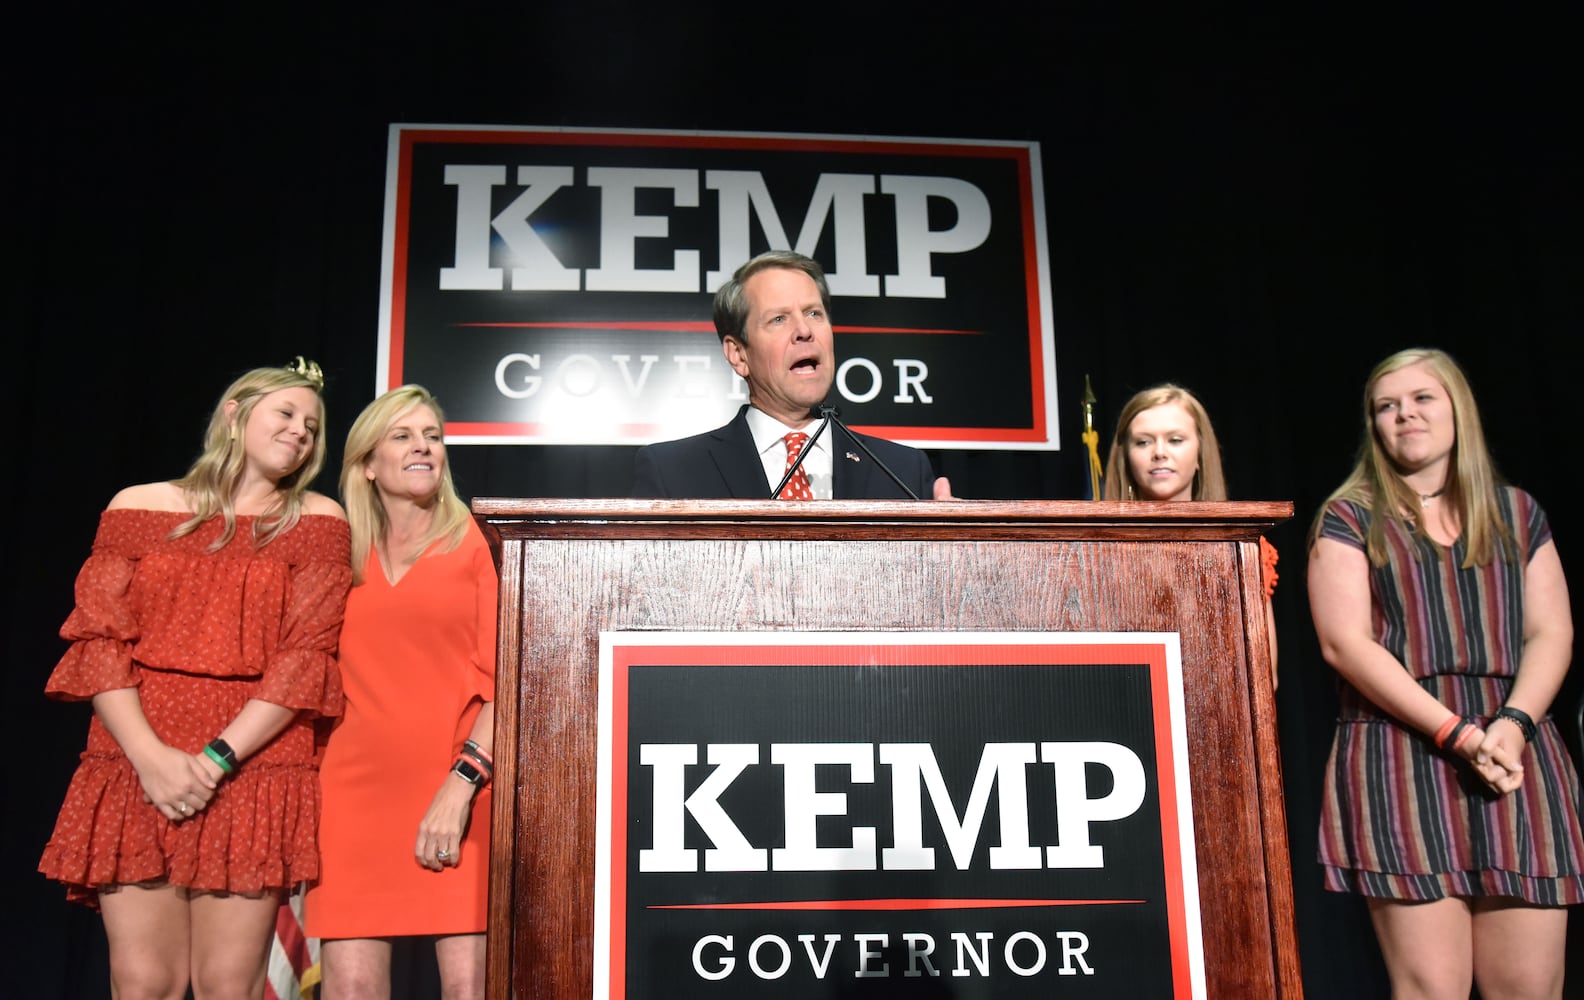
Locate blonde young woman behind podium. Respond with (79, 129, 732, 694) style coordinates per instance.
(1308, 348, 1580, 999)
(1103, 383, 1280, 684)
(39, 359, 351, 999)
(306, 385, 498, 999)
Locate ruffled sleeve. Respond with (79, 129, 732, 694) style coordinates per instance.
(46, 512, 147, 700)
(1259, 536, 1280, 599)
(253, 516, 353, 719)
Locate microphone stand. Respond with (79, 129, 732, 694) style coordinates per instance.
(770, 404, 922, 501)
(769, 407, 834, 499)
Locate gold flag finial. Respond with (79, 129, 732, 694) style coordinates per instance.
(1081, 375, 1103, 499)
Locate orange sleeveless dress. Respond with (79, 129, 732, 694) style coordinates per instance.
(305, 518, 497, 938)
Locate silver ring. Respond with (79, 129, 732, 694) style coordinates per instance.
(178, 802, 190, 814)
(436, 848, 450, 860)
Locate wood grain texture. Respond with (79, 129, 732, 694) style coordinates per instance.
(478, 500, 1300, 999)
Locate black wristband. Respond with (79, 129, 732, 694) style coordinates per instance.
(451, 758, 487, 787)
(458, 747, 493, 776)
(1494, 706, 1537, 743)
(206, 738, 239, 771)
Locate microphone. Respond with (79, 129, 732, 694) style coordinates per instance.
(773, 404, 922, 501)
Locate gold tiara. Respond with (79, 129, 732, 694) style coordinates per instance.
(286, 356, 325, 390)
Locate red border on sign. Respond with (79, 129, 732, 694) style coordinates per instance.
(383, 127, 1050, 445)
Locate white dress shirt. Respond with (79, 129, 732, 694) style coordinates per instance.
(744, 406, 833, 500)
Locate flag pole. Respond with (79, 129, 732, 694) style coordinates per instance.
(1082, 375, 1104, 500)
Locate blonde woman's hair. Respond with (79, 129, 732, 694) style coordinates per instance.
(1102, 383, 1228, 501)
(340, 385, 470, 584)
(171, 358, 328, 549)
(1309, 347, 1509, 567)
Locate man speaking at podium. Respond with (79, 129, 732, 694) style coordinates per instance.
(631, 250, 952, 501)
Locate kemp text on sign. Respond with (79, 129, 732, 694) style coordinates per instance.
(593, 632, 1206, 999)
(378, 126, 1057, 448)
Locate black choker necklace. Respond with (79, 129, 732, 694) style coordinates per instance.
(1418, 487, 1446, 508)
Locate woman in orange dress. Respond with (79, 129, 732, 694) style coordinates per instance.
(39, 359, 351, 998)
(1104, 383, 1280, 683)
(306, 385, 498, 998)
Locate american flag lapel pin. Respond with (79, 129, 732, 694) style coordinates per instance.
(845, 451, 861, 463)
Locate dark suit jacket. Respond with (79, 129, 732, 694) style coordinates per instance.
(631, 405, 935, 500)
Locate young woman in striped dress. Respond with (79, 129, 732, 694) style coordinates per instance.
(1308, 347, 1581, 999)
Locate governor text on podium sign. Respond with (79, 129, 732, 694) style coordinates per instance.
(593, 632, 1206, 999)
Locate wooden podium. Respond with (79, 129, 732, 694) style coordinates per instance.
(474, 498, 1299, 999)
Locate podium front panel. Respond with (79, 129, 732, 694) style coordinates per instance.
(476, 500, 1298, 1000)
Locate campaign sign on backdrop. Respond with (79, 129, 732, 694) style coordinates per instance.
(594, 632, 1205, 1000)
(377, 125, 1057, 448)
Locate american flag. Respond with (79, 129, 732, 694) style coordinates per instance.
(264, 891, 321, 1000)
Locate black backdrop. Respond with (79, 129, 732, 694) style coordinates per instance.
(7, 6, 1580, 996)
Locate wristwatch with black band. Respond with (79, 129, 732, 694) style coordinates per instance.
(451, 758, 486, 787)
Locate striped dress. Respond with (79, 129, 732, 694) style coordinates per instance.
(1317, 487, 1584, 904)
